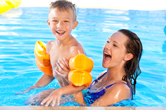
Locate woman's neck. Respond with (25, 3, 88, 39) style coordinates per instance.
(106, 67, 126, 82)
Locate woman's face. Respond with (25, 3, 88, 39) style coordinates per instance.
(102, 31, 129, 68)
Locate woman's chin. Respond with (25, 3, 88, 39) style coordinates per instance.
(102, 62, 108, 68)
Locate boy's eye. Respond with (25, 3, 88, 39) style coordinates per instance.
(107, 41, 110, 43)
(64, 20, 69, 22)
(52, 20, 58, 22)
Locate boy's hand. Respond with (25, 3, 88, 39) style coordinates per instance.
(55, 58, 70, 80)
(16, 89, 31, 95)
(15, 85, 41, 95)
(41, 89, 62, 106)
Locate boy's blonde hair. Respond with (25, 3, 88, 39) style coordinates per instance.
(49, 0, 77, 21)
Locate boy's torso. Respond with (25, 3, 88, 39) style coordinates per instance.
(48, 38, 83, 87)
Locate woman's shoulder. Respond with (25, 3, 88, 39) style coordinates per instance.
(111, 82, 131, 91)
(106, 82, 132, 99)
(91, 81, 132, 106)
(97, 71, 107, 78)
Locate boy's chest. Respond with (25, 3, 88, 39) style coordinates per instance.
(49, 47, 70, 67)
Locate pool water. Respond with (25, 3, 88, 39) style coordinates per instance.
(0, 7, 166, 106)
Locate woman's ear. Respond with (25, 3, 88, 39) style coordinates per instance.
(124, 53, 134, 61)
(72, 21, 78, 29)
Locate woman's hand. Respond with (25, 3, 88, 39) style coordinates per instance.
(55, 58, 70, 80)
(40, 89, 62, 106)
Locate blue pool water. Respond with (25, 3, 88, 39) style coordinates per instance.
(0, 7, 166, 106)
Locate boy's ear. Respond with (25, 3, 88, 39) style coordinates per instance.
(47, 20, 50, 26)
(72, 21, 78, 29)
(124, 53, 134, 61)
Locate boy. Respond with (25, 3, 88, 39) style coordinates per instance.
(20, 0, 85, 94)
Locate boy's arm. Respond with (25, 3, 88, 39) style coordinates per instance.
(16, 74, 54, 94)
(27, 40, 54, 91)
(35, 74, 54, 86)
(41, 84, 86, 106)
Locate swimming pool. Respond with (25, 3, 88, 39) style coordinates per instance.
(0, 7, 166, 106)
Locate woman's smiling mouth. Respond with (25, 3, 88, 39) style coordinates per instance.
(103, 51, 112, 62)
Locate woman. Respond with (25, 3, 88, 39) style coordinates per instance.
(40, 29, 143, 106)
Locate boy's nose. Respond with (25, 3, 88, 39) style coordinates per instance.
(57, 22, 63, 28)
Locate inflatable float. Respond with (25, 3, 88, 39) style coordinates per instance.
(34, 41, 93, 87)
(0, 0, 21, 14)
(34, 41, 52, 76)
(68, 54, 93, 87)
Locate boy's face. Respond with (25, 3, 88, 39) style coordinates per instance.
(47, 8, 78, 41)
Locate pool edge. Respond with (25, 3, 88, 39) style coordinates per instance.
(0, 106, 166, 110)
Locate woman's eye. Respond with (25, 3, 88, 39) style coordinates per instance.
(107, 41, 110, 43)
(113, 44, 117, 47)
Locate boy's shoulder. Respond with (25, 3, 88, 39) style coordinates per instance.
(46, 40, 55, 54)
(57, 36, 84, 58)
(70, 37, 83, 50)
(47, 40, 55, 44)
(69, 43, 84, 57)
(47, 40, 55, 47)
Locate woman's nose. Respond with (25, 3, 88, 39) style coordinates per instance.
(104, 43, 109, 51)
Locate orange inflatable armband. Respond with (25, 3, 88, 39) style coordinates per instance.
(68, 54, 93, 87)
(34, 41, 53, 76)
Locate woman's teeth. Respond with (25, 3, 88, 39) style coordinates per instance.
(104, 52, 111, 57)
(105, 54, 111, 58)
(104, 52, 112, 61)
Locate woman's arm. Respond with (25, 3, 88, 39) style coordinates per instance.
(91, 83, 131, 106)
(74, 91, 86, 105)
(41, 84, 86, 106)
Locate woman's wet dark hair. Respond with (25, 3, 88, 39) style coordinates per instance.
(118, 29, 143, 95)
